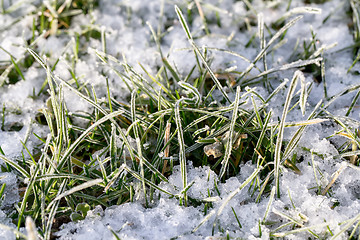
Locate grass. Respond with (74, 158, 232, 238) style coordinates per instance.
(0, 0, 359, 239)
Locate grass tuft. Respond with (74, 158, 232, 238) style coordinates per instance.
(0, 1, 359, 239)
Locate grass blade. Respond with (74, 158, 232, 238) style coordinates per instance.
(299, 72, 308, 116)
(53, 178, 103, 202)
(175, 100, 187, 206)
(219, 86, 241, 179)
(131, 90, 147, 205)
(212, 167, 261, 234)
(175, 5, 231, 103)
(59, 110, 124, 169)
(239, 16, 303, 81)
(274, 71, 301, 197)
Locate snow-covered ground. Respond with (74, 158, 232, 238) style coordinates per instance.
(0, 0, 359, 239)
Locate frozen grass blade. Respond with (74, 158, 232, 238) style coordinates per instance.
(335, 150, 360, 159)
(322, 82, 360, 111)
(262, 186, 276, 223)
(175, 100, 187, 206)
(274, 71, 301, 197)
(282, 100, 323, 161)
(252, 111, 272, 166)
(258, 12, 268, 84)
(45, 179, 67, 240)
(17, 163, 40, 230)
(206, 47, 255, 67)
(299, 69, 308, 116)
(0, 224, 28, 239)
(178, 81, 201, 106)
(0, 155, 30, 178)
(219, 86, 241, 179)
(272, 222, 330, 238)
(104, 165, 126, 192)
(131, 90, 147, 205)
(322, 162, 347, 196)
(139, 62, 176, 100)
(242, 58, 322, 86)
(52, 178, 103, 203)
(212, 167, 261, 234)
(345, 89, 360, 116)
(59, 110, 124, 169)
(110, 123, 117, 171)
(238, 16, 303, 82)
(275, 7, 321, 24)
(175, 5, 231, 103)
(265, 78, 289, 104)
(161, 57, 181, 83)
(97, 156, 108, 184)
(349, 0, 360, 72)
(192, 210, 216, 233)
(174, 6, 192, 40)
(123, 165, 174, 196)
(272, 208, 305, 227)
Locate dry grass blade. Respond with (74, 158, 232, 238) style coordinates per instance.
(25, 217, 38, 240)
(162, 122, 171, 175)
(322, 162, 347, 196)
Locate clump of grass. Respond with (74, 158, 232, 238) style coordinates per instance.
(0, 1, 359, 239)
(0, 6, 326, 239)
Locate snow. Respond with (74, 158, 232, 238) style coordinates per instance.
(0, 0, 359, 239)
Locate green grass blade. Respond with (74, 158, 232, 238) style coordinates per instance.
(17, 163, 40, 230)
(0, 155, 30, 178)
(345, 89, 360, 116)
